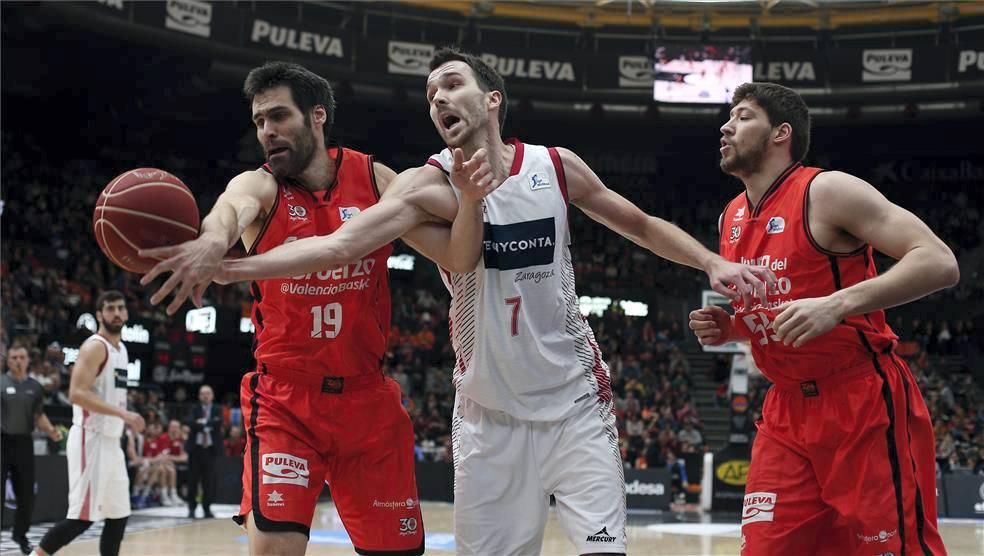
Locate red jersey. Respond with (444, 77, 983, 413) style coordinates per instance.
(719, 163, 897, 384)
(142, 433, 169, 458)
(250, 148, 392, 378)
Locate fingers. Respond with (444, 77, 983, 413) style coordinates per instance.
(744, 268, 767, 304)
(452, 148, 465, 171)
(166, 280, 196, 316)
(710, 281, 739, 301)
(140, 257, 177, 286)
(780, 320, 811, 347)
(191, 283, 208, 308)
(149, 272, 183, 306)
(137, 245, 180, 260)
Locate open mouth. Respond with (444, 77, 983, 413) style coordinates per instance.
(268, 146, 289, 157)
(441, 113, 462, 131)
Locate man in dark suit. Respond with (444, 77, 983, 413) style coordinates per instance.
(185, 385, 221, 519)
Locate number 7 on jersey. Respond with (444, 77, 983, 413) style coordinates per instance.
(505, 296, 521, 337)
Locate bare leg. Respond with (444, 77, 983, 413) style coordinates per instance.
(245, 511, 308, 556)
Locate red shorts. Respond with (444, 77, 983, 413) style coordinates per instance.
(741, 352, 947, 556)
(234, 366, 424, 555)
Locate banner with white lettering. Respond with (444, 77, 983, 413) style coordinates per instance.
(827, 47, 948, 85)
(751, 47, 826, 87)
(244, 15, 352, 68)
(131, 0, 237, 44)
(952, 43, 984, 81)
(475, 47, 583, 89)
(79, 0, 132, 20)
(624, 467, 672, 510)
(587, 53, 654, 89)
(356, 38, 436, 81)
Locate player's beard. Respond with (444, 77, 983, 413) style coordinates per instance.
(720, 132, 769, 175)
(102, 319, 124, 334)
(270, 124, 317, 179)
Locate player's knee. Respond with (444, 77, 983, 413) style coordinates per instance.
(245, 511, 308, 556)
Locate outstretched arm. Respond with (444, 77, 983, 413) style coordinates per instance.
(560, 147, 774, 307)
(773, 171, 959, 347)
(140, 170, 277, 314)
(219, 165, 463, 282)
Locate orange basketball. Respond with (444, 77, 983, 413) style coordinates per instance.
(93, 168, 200, 273)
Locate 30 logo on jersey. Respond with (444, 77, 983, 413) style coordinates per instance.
(287, 205, 308, 221)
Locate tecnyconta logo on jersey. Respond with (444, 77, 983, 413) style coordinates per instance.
(482, 218, 556, 271)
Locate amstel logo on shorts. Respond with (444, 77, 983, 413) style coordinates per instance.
(261, 452, 310, 487)
(372, 497, 418, 510)
(741, 492, 776, 526)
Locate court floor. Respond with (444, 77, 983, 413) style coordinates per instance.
(3, 502, 982, 555)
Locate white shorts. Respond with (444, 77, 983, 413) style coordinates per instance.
(452, 394, 626, 555)
(67, 425, 130, 522)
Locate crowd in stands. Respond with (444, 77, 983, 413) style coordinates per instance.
(4, 93, 983, 507)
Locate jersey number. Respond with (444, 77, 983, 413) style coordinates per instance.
(310, 303, 343, 339)
(741, 312, 780, 346)
(504, 296, 522, 337)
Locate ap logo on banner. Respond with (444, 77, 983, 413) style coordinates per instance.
(862, 49, 912, 82)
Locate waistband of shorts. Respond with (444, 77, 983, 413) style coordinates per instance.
(257, 363, 385, 394)
(769, 351, 897, 396)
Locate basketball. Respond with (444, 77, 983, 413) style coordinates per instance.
(93, 168, 200, 273)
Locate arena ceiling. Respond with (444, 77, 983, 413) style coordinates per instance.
(395, 0, 984, 30)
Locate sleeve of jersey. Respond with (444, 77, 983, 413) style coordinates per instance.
(425, 149, 452, 174)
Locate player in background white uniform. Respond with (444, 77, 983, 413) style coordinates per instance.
(32, 291, 146, 556)
(153, 48, 773, 555)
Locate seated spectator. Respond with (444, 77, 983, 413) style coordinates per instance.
(678, 419, 703, 448)
(224, 425, 246, 457)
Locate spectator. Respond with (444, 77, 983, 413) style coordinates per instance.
(224, 425, 246, 457)
(678, 419, 703, 448)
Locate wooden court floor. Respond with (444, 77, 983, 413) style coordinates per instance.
(3, 502, 982, 555)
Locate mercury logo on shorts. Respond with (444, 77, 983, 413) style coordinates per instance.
(585, 526, 616, 543)
(741, 492, 776, 526)
(261, 453, 310, 487)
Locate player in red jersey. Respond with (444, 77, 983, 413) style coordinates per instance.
(689, 82, 958, 555)
(135, 62, 487, 556)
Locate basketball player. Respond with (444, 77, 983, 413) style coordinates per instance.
(33, 291, 146, 556)
(193, 48, 775, 555)
(689, 82, 955, 555)
(136, 61, 495, 556)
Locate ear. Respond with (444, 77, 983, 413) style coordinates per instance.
(487, 90, 502, 112)
(773, 122, 793, 146)
(311, 105, 328, 128)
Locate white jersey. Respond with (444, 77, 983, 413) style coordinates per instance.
(429, 140, 613, 421)
(72, 334, 128, 437)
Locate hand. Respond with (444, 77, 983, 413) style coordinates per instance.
(47, 427, 64, 442)
(450, 148, 501, 204)
(124, 411, 146, 434)
(773, 296, 844, 348)
(688, 305, 734, 346)
(139, 234, 228, 315)
(705, 258, 776, 310)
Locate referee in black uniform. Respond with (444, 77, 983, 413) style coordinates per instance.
(1, 346, 63, 554)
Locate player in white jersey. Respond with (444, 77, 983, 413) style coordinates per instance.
(32, 291, 145, 556)
(158, 48, 772, 555)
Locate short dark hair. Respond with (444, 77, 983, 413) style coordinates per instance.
(96, 290, 125, 311)
(243, 61, 336, 140)
(429, 46, 508, 131)
(732, 82, 811, 162)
